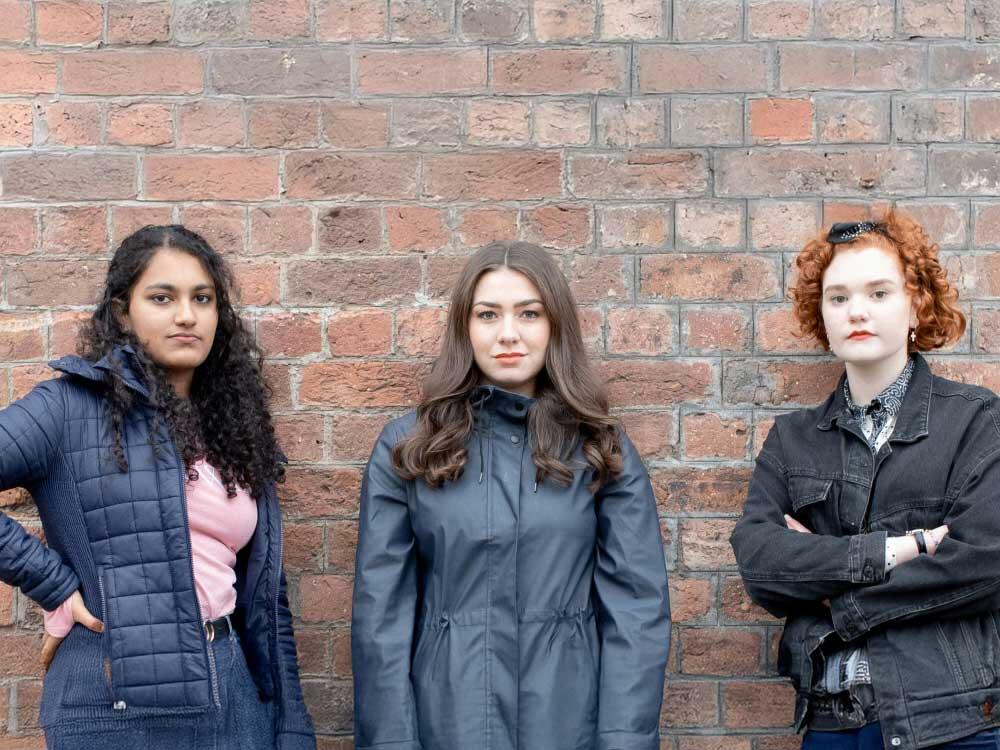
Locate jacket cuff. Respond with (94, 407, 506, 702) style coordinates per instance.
(36, 567, 80, 613)
(277, 731, 317, 750)
(848, 531, 887, 586)
(830, 588, 869, 641)
(596, 730, 660, 750)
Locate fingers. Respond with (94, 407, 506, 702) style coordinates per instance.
(927, 525, 950, 556)
(69, 592, 104, 634)
(41, 634, 63, 673)
(784, 514, 813, 534)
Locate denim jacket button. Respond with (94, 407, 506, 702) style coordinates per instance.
(863, 564, 874, 580)
(890, 738, 902, 747)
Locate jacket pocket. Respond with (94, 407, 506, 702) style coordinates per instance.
(892, 617, 996, 700)
(57, 568, 113, 708)
(788, 476, 833, 513)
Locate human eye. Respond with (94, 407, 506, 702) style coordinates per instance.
(194, 293, 214, 304)
(872, 289, 889, 300)
(829, 294, 847, 304)
(151, 294, 171, 304)
(520, 309, 541, 319)
(476, 310, 497, 321)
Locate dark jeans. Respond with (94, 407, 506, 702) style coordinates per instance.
(45, 628, 275, 750)
(804, 724, 1000, 750)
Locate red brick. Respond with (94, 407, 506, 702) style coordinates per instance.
(317, 207, 382, 254)
(681, 628, 761, 676)
(639, 46, 767, 93)
(283, 522, 324, 573)
(756, 736, 801, 750)
(723, 681, 796, 728)
(0, 52, 57, 95)
(467, 99, 531, 145)
(295, 629, 329, 675)
(64, 51, 203, 95)
(387, 206, 450, 252)
(249, 0, 311, 40)
(717, 148, 925, 198)
(599, 205, 670, 250)
(814, 94, 889, 144)
(286, 152, 419, 200)
(676, 201, 744, 250)
(145, 156, 278, 201)
(651, 466, 752, 514)
(427, 256, 467, 300)
(300, 575, 353, 623)
(533, 100, 592, 146)
(0, 102, 32, 147)
(0, 209, 37, 256)
(900, 0, 965, 37)
(0, 1, 30, 42)
(750, 98, 813, 144)
(11, 364, 51, 400)
(331, 413, 389, 461)
(41, 206, 107, 255)
(522, 204, 590, 250)
(974, 308, 1000, 353)
(36, 0, 103, 45)
(107, 1, 170, 43)
(571, 152, 708, 199)
(281, 467, 361, 517)
(302, 682, 354, 734)
(178, 101, 245, 148)
(4, 154, 136, 201)
(210, 49, 350, 96)
(678, 736, 752, 750)
(326, 520, 358, 574)
(674, 0, 741, 40)
(424, 151, 562, 201)
(723, 359, 843, 406)
(666, 577, 711, 624)
(608, 308, 674, 355)
(494, 48, 626, 94)
(41, 101, 102, 146)
(973, 205, 1000, 249)
(754, 415, 778, 457)
(599, 360, 714, 407)
(265, 363, 292, 409)
(112, 205, 173, 245)
(597, 98, 664, 147)
(0, 737, 47, 750)
(331, 627, 355, 680)
(782, 44, 922, 91)
(750, 201, 818, 251)
(568, 255, 628, 303)
(747, 0, 812, 39)
(459, 0, 530, 41)
(721, 577, 780, 624)
(533, 0, 595, 40)
(50, 312, 86, 357)
(172, 0, 247, 42)
(107, 103, 173, 146)
(0, 585, 11, 624)
(680, 518, 738, 570)
(815, 0, 894, 39)
(179, 205, 246, 255)
(894, 96, 963, 143)
(456, 207, 518, 247)
(328, 310, 393, 356)
(249, 101, 321, 149)
(682, 308, 750, 354)
(683, 412, 750, 460)
(0, 314, 45, 361)
(930, 148, 1000, 196)
(322, 103, 390, 149)
(755, 306, 824, 354)
(259, 313, 323, 357)
(930, 360, 1000, 393)
(600, 0, 663, 38)
(670, 96, 743, 147)
(641, 255, 779, 302)
(822, 200, 892, 225)
(300, 361, 424, 407)
(358, 49, 486, 94)
(250, 206, 313, 255)
(274, 414, 325, 463)
(0, 633, 42, 677)
(317, 0, 387, 40)
(968, 96, 1000, 143)
(662, 679, 719, 728)
(618, 410, 675, 459)
(391, 0, 454, 40)
(232, 260, 279, 306)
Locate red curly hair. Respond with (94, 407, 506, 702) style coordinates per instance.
(791, 209, 965, 352)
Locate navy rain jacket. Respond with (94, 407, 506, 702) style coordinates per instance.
(0, 346, 314, 748)
(352, 385, 671, 750)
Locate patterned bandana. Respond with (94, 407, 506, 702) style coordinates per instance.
(843, 357, 915, 452)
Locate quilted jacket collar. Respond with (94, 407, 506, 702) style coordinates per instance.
(48, 345, 151, 399)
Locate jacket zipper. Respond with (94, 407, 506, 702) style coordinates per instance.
(271, 497, 284, 701)
(96, 566, 124, 711)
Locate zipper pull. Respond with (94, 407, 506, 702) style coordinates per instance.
(113, 700, 127, 711)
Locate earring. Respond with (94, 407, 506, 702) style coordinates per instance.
(910, 329, 916, 343)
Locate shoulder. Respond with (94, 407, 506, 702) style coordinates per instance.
(929, 370, 1000, 438)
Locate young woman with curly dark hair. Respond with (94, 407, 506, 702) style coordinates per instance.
(0, 226, 314, 749)
(351, 241, 671, 750)
(731, 210, 1000, 750)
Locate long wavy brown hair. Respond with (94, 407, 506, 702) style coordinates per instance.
(391, 241, 623, 491)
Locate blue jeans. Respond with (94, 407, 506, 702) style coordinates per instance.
(45, 628, 275, 750)
(804, 724, 1000, 750)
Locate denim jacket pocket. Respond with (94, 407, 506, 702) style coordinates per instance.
(788, 477, 833, 513)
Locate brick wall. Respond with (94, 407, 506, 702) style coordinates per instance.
(2, 0, 1000, 747)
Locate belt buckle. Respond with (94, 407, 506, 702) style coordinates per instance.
(204, 619, 215, 643)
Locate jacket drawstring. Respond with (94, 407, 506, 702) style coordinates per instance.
(472, 390, 491, 484)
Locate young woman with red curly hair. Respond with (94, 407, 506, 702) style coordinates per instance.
(732, 210, 1000, 750)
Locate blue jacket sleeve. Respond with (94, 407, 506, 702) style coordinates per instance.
(593, 434, 671, 750)
(0, 379, 80, 611)
(275, 567, 317, 750)
(351, 422, 422, 750)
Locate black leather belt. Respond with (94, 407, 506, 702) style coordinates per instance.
(203, 613, 234, 643)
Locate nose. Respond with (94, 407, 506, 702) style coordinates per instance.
(846, 295, 868, 322)
(174, 299, 196, 326)
(497, 313, 520, 344)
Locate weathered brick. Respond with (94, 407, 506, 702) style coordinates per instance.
(2, 154, 136, 200)
(522, 204, 590, 250)
(721, 577, 781, 624)
(396, 307, 448, 357)
(673, 0, 741, 41)
(456, 207, 518, 247)
(211, 49, 350, 96)
(387, 206, 450, 252)
(282, 521, 324, 571)
(608, 308, 675, 355)
(680, 518, 737, 570)
(0, 52, 58, 95)
(300, 361, 424, 407)
(107, 103, 173, 146)
(331, 413, 389, 461)
(358, 49, 487, 94)
(392, 99, 463, 147)
(600, 0, 664, 38)
(317, 0, 387, 40)
(64, 51, 203, 95)
(493, 48, 626, 94)
(0, 633, 42, 677)
(815, 0, 894, 39)
(570, 152, 708, 199)
(249, 0, 311, 40)
(327, 310, 393, 357)
(533, 0, 595, 41)
(178, 101, 244, 148)
(107, 1, 170, 44)
(598, 360, 714, 407)
(750, 201, 818, 251)
(641, 254, 779, 302)
(41, 101, 102, 146)
(683, 412, 750, 460)
(144, 155, 278, 201)
(459, 0, 530, 42)
(0, 209, 38, 256)
(424, 151, 562, 201)
(250, 206, 313, 255)
(652, 465, 751, 514)
(930, 45, 1000, 89)
(467, 99, 531, 145)
(723, 681, 796, 728)
(894, 96, 963, 143)
(287, 258, 420, 305)
(599, 205, 670, 250)
(300, 575, 353, 622)
(0, 102, 32, 147)
(968, 97, 1000, 142)
(301, 681, 354, 734)
(597, 98, 664, 147)
(676, 201, 744, 251)
(747, 0, 812, 39)
(717, 147, 926, 197)
(172, 0, 246, 42)
(273, 414, 325, 463)
(895, 200, 967, 248)
(973, 203, 1000, 248)
(281, 466, 361, 517)
(723, 359, 843, 406)
(755, 306, 824, 354)
(232, 260, 280, 305)
(249, 101, 322, 148)
(112, 205, 174, 245)
(391, 0, 454, 40)
(41, 205, 107, 254)
(567, 255, 628, 302)
(322, 103, 390, 148)
(618, 410, 675, 459)
(814, 94, 890, 144)
(317, 206, 382, 253)
(679, 735, 753, 750)
(327, 520, 359, 575)
(781, 44, 923, 91)
(533, 100, 592, 146)
(36, 0, 103, 45)
(681, 628, 762, 676)
(930, 148, 1000, 196)
(662, 679, 719, 728)
(259, 313, 323, 357)
(639, 46, 767, 93)
(974, 307, 1000, 353)
(0, 0, 30, 42)
(750, 98, 813, 144)
(0, 314, 45, 361)
(670, 96, 743, 147)
(179, 204, 247, 254)
(900, 0, 966, 37)
(682, 308, 751, 354)
(8, 260, 104, 306)
(972, 0, 1000, 40)
(286, 152, 419, 201)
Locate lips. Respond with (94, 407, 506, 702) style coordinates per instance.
(847, 331, 874, 340)
(494, 353, 525, 360)
(169, 334, 201, 342)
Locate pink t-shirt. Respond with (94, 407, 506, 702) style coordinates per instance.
(44, 460, 258, 637)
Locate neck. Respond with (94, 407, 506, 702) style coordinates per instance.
(168, 371, 193, 399)
(844, 350, 910, 406)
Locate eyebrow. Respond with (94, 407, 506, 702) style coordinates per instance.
(473, 299, 543, 308)
(143, 283, 216, 293)
(823, 279, 897, 292)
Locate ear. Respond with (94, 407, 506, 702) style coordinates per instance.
(909, 299, 919, 330)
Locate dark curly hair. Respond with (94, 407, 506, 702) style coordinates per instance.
(792, 209, 966, 352)
(79, 225, 283, 499)
(391, 241, 623, 492)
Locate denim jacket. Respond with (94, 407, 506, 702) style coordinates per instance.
(731, 355, 1000, 750)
